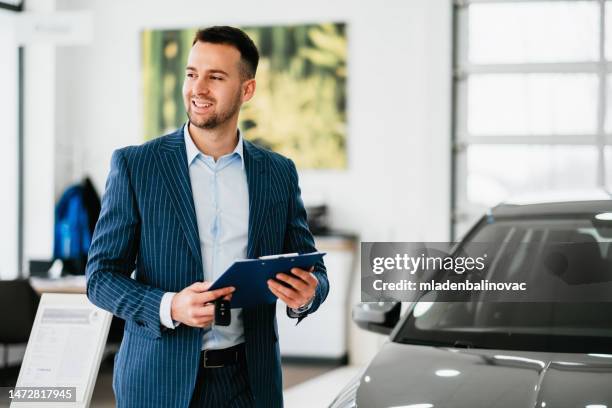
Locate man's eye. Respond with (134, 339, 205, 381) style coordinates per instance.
(186, 73, 196, 78)
(211, 76, 223, 80)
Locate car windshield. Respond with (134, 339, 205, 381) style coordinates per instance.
(395, 215, 612, 353)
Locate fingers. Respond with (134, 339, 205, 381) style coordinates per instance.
(192, 314, 215, 328)
(189, 304, 217, 327)
(190, 304, 215, 318)
(268, 284, 299, 307)
(274, 268, 318, 292)
(290, 268, 318, 287)
(193, 286, 235, 303)
(172, 283, 234, 328)
(268, 268, 319, 309)
(275, 273, 308, 291)
(267, 279, 299, 302)
(189, 281, 212, 292)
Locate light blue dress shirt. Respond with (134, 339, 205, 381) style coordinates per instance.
(160, 124, 248, 350)
(159, 124, 312, 349)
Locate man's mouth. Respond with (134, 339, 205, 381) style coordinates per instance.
(192, 100, 213, 110)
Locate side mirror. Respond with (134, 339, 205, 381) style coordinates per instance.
(593, 213, 612, 238)
(352, 302, 401, 335)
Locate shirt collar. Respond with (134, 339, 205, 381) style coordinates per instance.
(183, 123, 245, 169)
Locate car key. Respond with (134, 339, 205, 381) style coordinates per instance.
(214, 299, 231, 326)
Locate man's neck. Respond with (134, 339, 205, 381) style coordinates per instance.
(188, 121, 239, 161)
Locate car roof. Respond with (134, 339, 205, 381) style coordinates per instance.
(491, 200, 612, 218)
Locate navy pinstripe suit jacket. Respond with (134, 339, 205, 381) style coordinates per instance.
(85, 127, 329, 408)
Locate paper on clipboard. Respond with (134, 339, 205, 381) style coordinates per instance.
(208, 251, 326, 308)
(11, 294, 112, 408)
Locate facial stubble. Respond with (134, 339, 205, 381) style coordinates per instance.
(187, 87, 243, 130)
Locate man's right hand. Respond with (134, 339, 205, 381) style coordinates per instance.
(170, 281, 235, 328)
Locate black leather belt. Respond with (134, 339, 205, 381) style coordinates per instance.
(200, 343, 246, 368)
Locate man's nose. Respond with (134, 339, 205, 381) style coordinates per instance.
(192, 77, 211, 96)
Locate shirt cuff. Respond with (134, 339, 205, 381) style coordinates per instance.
(290, 297, 314, 315)
(160, 292, 178, 329)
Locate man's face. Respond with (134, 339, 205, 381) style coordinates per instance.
(182, 41, 252, 130)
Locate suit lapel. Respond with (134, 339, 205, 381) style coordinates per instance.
(244, 140, 271, 259)
(154, 129, 203, 270)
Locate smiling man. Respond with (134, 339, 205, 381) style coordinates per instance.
(86, 26, 329, 408)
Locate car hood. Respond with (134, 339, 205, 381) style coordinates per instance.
(356, 342, 612, 408)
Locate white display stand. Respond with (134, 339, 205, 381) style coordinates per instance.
(277, 235, 356, 362)
(11, 293, 112, 408)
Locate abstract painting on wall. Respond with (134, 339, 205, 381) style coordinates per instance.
(142, 23, 347, 169)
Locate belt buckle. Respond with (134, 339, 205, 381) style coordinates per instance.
(202, 350, 223, 368)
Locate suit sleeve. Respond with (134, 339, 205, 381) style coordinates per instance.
(85, 149, 165, 339)
(282, 159, 329, 323)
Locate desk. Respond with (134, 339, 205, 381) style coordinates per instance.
(29, 276, 86, 295)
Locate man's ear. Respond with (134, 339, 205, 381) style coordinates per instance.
(242, 79, 256, 102)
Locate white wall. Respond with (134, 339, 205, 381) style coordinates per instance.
(48, 0, 452, 363)
(0, 10, 19, 279)
(19, 0, 59, 270)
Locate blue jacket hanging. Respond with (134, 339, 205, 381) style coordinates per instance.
(53, 185, 92, 260)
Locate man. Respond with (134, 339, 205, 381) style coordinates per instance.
(86, 26, 329, 408)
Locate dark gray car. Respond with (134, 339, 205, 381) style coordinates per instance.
(331, 200, 612, 408)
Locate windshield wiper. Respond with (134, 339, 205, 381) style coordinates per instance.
(395, 337, 455, 347)
(396, 337, 479, 349)
(453, 340, 474, 349)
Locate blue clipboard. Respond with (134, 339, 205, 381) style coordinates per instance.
(207, 252, 326, 308)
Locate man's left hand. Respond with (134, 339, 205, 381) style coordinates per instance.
(267, 267, 318, 309)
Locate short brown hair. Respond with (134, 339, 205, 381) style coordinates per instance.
(192, 26, 259, 80)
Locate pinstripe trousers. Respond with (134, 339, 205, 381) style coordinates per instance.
(189, 354, 255, 408)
